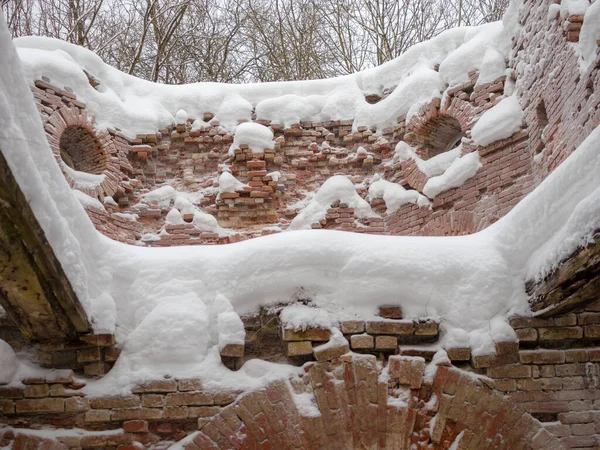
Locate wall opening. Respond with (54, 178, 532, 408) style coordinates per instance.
(59, 126, 106, 175)
(534, 100, 549, 155)
(408, 115, 465, 160)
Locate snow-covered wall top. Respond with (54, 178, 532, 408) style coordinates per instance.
(14, 20, 513, 136)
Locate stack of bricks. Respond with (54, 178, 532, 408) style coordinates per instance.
(340, 306, 440, 355)
(219, 154, 280, 227)
(509, 303, 600, 347)
(37, 334, 119, 378)
(281, 326, 332, 359)
(565, 14, 584, 43)
(310, 200, 385, 233)
(84, 207, 141, 245)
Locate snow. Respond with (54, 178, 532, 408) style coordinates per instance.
(174, 109, 188, 125)
(0, 426, 124, 439)
(490, 316, 519, 343)
(218, 311, 245, 350)
(61, 163, 105, 189)
(522, 182, 600, 281)
(368, 176, 430, 213)
(114, 213, 138, 222)
(422, 151, 482, 198)
(471, 95, 524, 146)
(192, 210, 220, 234)
(218, 172, 248, 193)
(2, 6, 600, 396)
(449, 431, 465, 450)
(267, 171, 281, 182)
(560, 0, 591, 17)
(475, 48, 507, 86)
(104, 196, 117, 206)
(165, 208, 184, 225)
(313, 328, 348, 352)
(141, 185, 178, 209)
(13, 18, 514, 137)
(468, 328, 497, 356)
(443, 328, 469, 349)
(230, 122, 275, 155)
(74, 190, 106, 212)
(168, 431, 199, 450)
(0, 339, 18, 384)
(289, 175, 375, 230)
(394, 141, 461, 177)
(579, 1, 600, 74)
(438, 22, 510, 87)
(280, 304, 333, 331)
(141, 233, 160, 242)
(291, 390, 321, 418)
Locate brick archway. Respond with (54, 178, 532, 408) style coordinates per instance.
(403, 97, 475, 161)
(59, 125, 107, 175)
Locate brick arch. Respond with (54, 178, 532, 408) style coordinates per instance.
(182, 355, 565, 450)
(44, 106, 123, 199)
(404, 97, 475, 161)
(59, 125, 107, 175)
(422, 211, 481, 236)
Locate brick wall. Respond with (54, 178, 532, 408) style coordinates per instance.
(29, 6, 600, 244)
(0, 354, 565, 450)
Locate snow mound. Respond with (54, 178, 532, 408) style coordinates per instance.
(192, 211, 220, 233)
(475, 48, 507, 86)
(423, 151, 482, 198)
(280, 304, 333, 331)
(174, 109, 188, 124)
(289, 175, 375, 230)
(0, 339, 18, 384)
(394, 141, 461, 177)
(141, 186, 177, 209)
(62, 163, 105, 189)
(579, 1, 600, 74)
(368, 176, 430, 213)
(218, 172, 248, 194)
(120, 293, 211, 371)
(230, 122, 274, 155)
(165, 208, 185, 225)
(313, 327, 348, 352)
(74, 190, 105, 212)
(471, 95, 524, 146)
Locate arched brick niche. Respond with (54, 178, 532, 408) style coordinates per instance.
(59, 125, 107, 174)
(407, 114, 464, 160)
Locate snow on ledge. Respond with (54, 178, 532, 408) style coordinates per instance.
(423, 151, 482, 198)
(289, 175, 376, 230)
(13, 19, 512, 136)
(368, 175, 430, 213)
(228, 122, 275, 156)
(471, 95, 524, 147)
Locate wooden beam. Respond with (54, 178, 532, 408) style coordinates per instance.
(526, 231, 600, 317)
(0, 148, 90, 341)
